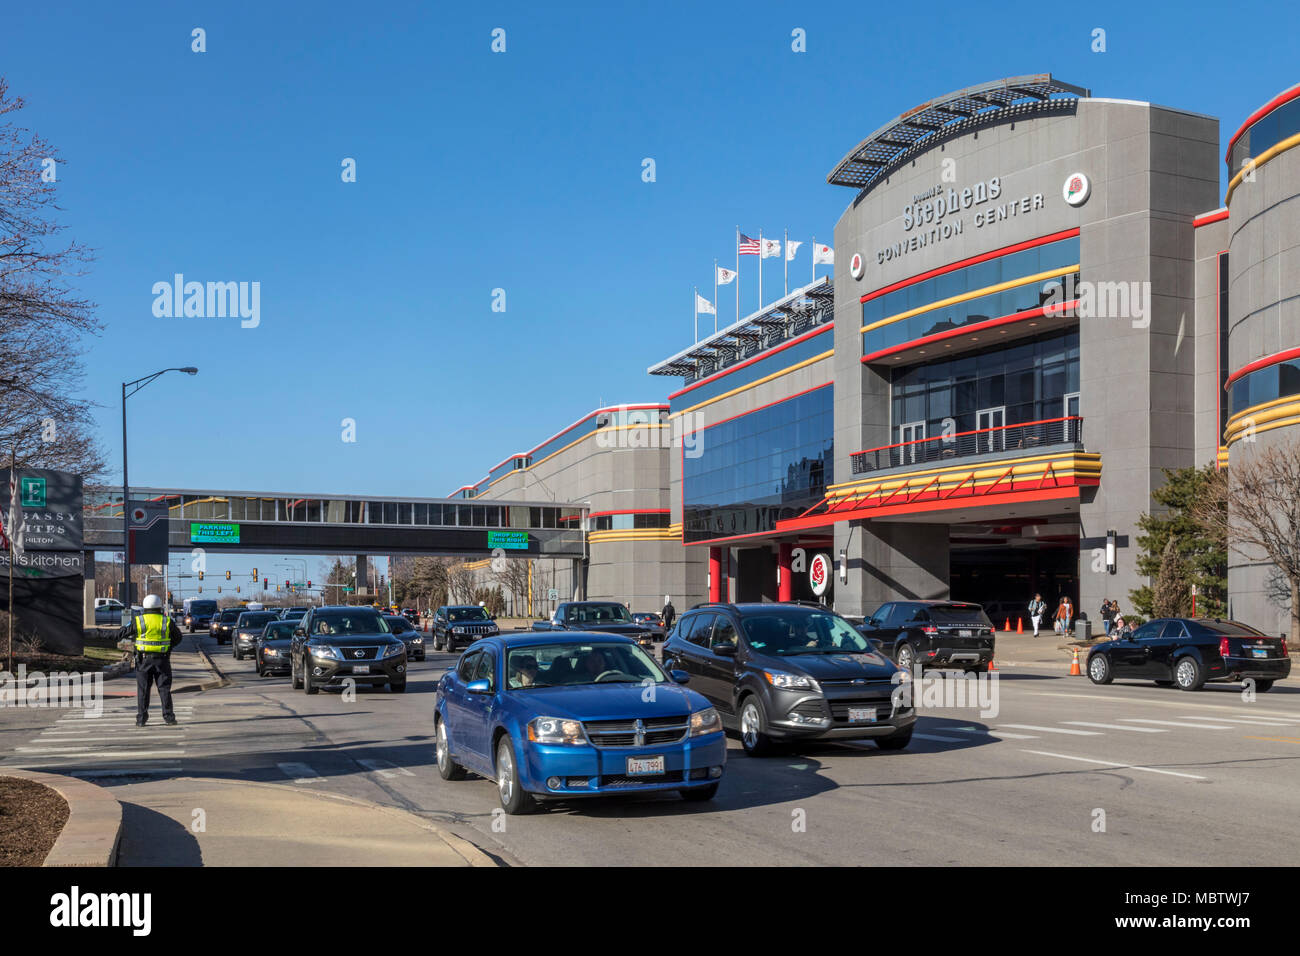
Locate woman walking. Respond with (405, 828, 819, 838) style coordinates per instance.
(1055, 595, 1074, 636)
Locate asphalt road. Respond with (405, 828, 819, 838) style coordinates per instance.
(6, 635, 1300, 866)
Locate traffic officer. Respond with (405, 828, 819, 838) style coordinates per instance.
(117, 594, 182, 727)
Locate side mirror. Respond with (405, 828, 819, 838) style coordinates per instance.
(466, 679, 492, 694)
(712, 644, 737, 657)
(670, 669, 690, 684)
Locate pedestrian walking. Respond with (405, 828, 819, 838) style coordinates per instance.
(1101, 598, 1117, 637)
(661, 595, 676, 632)
(116, 593, 183, 726)
(1054, 595, 1074, 636)
(1028, 593, 1046, 637)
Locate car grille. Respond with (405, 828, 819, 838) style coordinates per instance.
(600, 771, 684, 788)
(789, 699, 827, 720)
(584, 716, 688, 748)
(453, 623, 495, 635)
(339, 646, 379, 660)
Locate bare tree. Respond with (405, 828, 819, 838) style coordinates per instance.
(0, 78, 105, 478)
(1197, 440, 1300, 640)
(494, 557, 530, 616)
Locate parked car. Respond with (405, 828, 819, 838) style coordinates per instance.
(532, 601, 657, 649)
(290, 605, 407, 694)
(434, 633, 726, 814)
(384, 614, 426, 661)
(631, 612, 667, 642)
(662, 602, 916, 756)
(233, 610, 281, 660)
(94, 602, 127, 626)
(433, 605, 501, 652)
(1087, 617, 1291, 691)
(858, 601, 995, 673)
(256, 620, 297, 677)
(210, 607, 244, 645)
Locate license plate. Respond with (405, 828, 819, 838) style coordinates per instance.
(352, 665, 370, 674)
(848, 707, 877, 723)
(959, 629, 972, 637)
(1252, 648, 1268, 658)
(626, 755, 664, 776)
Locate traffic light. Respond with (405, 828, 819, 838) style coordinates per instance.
(263, 577, 268, 589)
(225, 570, 231, 581)
(217, 586, 222, 594)
(198, 586, 203, 593)
(285, 579, 290, 590)
(252, 567, 258, 580)
(167, 591, 173, 603)
(307, 580, 312, 589)
(198, 570, 204, 581)
(236, 586, 241, 593)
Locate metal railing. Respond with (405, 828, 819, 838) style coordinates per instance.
(851, 416, 1083, 474)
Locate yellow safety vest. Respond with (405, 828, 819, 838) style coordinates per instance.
(134, 612, 171, 654)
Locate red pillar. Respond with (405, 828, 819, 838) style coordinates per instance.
(778, 543, 793, 603)
(709, 547, 722, 603)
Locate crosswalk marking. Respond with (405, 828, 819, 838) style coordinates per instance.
(358, 758, 414, 778)
(1178, 716, 1297, 726)
(1120, 718, 1232, 730)
(1021, 750, 1207, 780)
(277, 762, 324, 783)
(954, 727, 1039, 739)
(911, 732, 967, 743)
(1062, 721, 1168, 733)
(997, 723, 1102, 736)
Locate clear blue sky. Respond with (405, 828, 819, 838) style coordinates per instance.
(2, 1, 1295, 577)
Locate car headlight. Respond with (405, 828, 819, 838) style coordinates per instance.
(308, 643, 342, 660)
(689, 707, 722, 737)
(382, 642, 405, 658)
(453, 626, 465, 633)
(763, 670, 820, 692)
(527, 716, 587, 745)
(412, 636, 423, 644)
(264, 648, 279, 656)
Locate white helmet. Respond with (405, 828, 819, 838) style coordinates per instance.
(143, 594, 163, 609)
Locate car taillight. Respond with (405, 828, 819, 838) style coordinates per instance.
(921, 625, 938, 635)
(1219, 637, 1230, 660)
(1282, 637, 1289, 656)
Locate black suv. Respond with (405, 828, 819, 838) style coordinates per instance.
(432, 605, 500, 652)
(289, 605, 408, 694)
(210, 607, 244, 645)
(661, 602, 915, 756)
(233, 610, 280, 660)
(858, 601, 995, 673)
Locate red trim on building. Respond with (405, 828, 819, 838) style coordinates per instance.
(667, 324, 834, 401)
(584, 509, 669, 519)
(775, 485, 1087, 532)
(1227, 83, 1300, 163)
(1194, 208, 1229, 228)
(859, 228, 1081, 305)
(1224, 345, 1300, 391)
(860, 302, 1077, 365)
(687, 382, 833, 434)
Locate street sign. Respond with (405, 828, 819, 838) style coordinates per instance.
(547, 588, 559, 601)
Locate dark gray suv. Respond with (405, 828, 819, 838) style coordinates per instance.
(289, 606, 408, 694)
(661, 603, 915, 756)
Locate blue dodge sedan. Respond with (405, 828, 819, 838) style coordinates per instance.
(435, 633, 727, 814)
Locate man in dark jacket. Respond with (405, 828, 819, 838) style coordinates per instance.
(116, 594, 183, 726)
(661, 596, 676, 632)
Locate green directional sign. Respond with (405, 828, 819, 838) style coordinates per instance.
(487, 530, 529, 550)
(190, 522, 241, 544)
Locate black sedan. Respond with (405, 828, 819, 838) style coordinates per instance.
(256, 620, 297, 676)
(383, 614, 427, 661)
(1087, 617, 1291, 691)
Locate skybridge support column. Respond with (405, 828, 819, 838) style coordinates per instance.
(571, 558, 586, 601)
(355, 554, 368, 602)
(834, 519, 949, 618)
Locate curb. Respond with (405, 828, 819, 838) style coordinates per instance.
(179, 636, 231, 694)
(171, 776, 499, 867)
(1, 769, 122, 867)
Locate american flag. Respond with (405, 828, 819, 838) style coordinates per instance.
(738, 233, 760, 255)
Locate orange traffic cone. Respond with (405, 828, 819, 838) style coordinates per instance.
(1004, 617, 1011, 631)
(1069, 646, 1081, 676)
(1016, 617, 1023, 634)
(988, 656, 997, 672)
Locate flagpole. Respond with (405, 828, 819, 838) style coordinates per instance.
(734, 226, 740, 325)
(693, 285, 698, 343)
(784, 228, 789, 298)
(713, 259, 718, 334)
(811, 235, 816, 283)
(758, 229, 764, 310)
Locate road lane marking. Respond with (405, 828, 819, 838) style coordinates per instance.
(1026, 691, 1300, 718)
(14, 749, 186, 757)
(997, 724, 1102, 735)
(911, 732, 967, 743)
(1021, 750, 1207, 780)
(1243, 736, 1300, 744)
(1178, 716, 1298, 725)
(1062, 721, 1168, 733)
(277, 762, 324, 783)
(358, 758, 415, 778)
(1119, 718, 1233, 730)
(953, 727, 1039, 739)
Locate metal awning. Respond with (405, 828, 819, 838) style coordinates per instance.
(827, 75, 1090, 190)
(648, 276, 834, 378)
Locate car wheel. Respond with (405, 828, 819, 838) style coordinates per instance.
(496, 736, 536, 814)
(679, 783, 719, 802)
(739, 696, 774, 757)
(876, 728, 912, 750)
(304, 663, 319, 695)
(1087, 654, 1112, 685)
(188, 625, 195, 634)
(390, 680, 407, 693)
(291, 656, 302, 689)
(895, 643, 915, 671)
(1253, 679, 1275, 693)
(435, 717, 466, 780)
(1174, 656, 1205, 691)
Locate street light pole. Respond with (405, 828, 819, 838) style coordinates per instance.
(121, 367, 198, 613)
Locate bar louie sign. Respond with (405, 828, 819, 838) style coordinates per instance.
(874, 175, 1046, 266)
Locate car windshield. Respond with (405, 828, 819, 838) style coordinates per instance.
(310, 611, 388, 635)
(448, 607, 489, 622)
(928, 605, 991, 625)
(263, 622, 296, 639)
(238, 612, 278, 627)
(506, 642, 666, 688)
(190, 602, 217, 614)
(566, 603, 632, 624)
(741, 611, 874, 655)
(385, 617, 413, 633)
(220, 610, 242, 621)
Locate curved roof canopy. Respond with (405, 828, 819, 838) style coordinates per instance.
(827, 74, 1090, 190)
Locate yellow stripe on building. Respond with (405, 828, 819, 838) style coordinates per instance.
(1225, 130, 1300, 205)
(860, 264, 1080, 334)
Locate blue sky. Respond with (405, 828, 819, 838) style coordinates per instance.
(2, 1, 1296, 587)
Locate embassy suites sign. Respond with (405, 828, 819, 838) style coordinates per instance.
(875, 176, 1046, 265)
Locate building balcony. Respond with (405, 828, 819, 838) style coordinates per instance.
(850, 416, 1084, 475)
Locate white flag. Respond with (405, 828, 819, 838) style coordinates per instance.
(760, 238, 782, 259)
(785, 240, 802, 261)
(695, 292, 715, 315)
(5, 470, 23, 559)
(716, 266, 737, 285)
(813, 243, 834, 265)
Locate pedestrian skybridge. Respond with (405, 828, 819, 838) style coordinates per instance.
(84, 486, 588, 557)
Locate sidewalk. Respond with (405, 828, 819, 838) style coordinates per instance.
(990, 629, 1090, 668)
(113, 777, 494, 867)
(101, 633, 227, 698)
